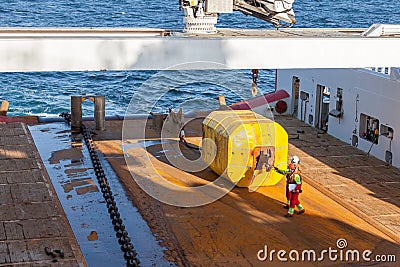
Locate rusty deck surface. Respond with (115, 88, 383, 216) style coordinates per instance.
(0, 122, 86, 266)
(90, 118, 399, 267)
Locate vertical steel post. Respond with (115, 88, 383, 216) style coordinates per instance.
(152, 113, 164, 132)
(71, 96, 82, 133)
(94, 96, 105, 131)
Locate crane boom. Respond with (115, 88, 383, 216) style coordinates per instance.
(180, 0, 295, 33)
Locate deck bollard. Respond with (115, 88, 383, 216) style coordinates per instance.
(94, 96, 105, 131)
(71, 96, 83, 133)
(71, 95, 106, 132)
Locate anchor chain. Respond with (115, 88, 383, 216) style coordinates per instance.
(80, 124, 140, 267)
(59, 112, 71, 125)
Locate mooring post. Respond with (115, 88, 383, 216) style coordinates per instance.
(71, 96, 82, 133)
(71, 95, 105, 132)
(94, 96, 105, 131)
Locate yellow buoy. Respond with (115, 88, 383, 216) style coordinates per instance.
(202, 110, 288, 188)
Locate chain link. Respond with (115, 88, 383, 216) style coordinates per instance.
(251, 69, 259, 96)
(251, 69, 259, 85)
(81, 124, 140, 267)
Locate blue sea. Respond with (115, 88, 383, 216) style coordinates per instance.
(1, 1, 399, 116)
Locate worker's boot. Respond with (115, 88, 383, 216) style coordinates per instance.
(297, 209, 305, 215)
(285, 208, 294, 217)
(296, 204, 305, 215)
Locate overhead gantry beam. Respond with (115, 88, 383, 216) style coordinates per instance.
(0, 27, 399, 72)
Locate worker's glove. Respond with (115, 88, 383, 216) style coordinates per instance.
(298, 189, 302, 193)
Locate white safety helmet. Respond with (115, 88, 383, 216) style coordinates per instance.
(291, 155, 300, 164)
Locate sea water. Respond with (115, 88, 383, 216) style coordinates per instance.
(0, 0, 399, 116)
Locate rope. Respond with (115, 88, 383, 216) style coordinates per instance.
(366, 141, 374, 157)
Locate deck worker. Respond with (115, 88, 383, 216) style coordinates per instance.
(275, 156, 301, 208)
(274, 156, 305, 217)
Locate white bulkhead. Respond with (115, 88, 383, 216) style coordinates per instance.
(276, 68, 400, 167)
